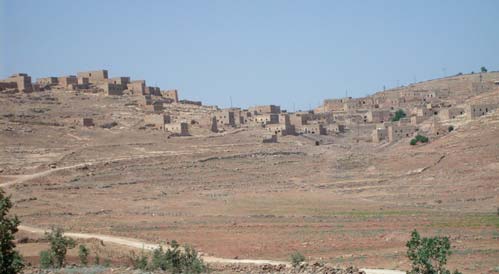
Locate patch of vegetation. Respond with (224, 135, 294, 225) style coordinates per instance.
(0, 188, 25, 273)
(391, 109, 407, 122)
(130, 240, 206, 273)
(79, 244, 90, 266)
(129, 250, 148, 270)
(290, 251, 306, 267)
(410, 134, 429, 145)
(481, 66, 488, 73)
(448, 125, 454, 132)
(41, 227, 76, 268)
(406, 229, 461, 274)
(39, 250, 53, 269)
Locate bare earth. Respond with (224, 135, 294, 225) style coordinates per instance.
(1, 89, 498, 273)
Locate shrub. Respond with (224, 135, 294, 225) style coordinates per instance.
(148, 240, 206, 273)
(406, 230, 461, 274)
(448, 126, 454, 132)
(94, 254, 100, 265)
(45, 227, 76, 268)
(39, 250, 53, 269)
(410, 135, 428, 145)
(0, 188, 25, 274)
(415, 134, 429, 143)
(290, 251, 305, 267)
(128, 250, 148, 270)
(392, 109, 407, 122)
(78, 244, 89, 266)
(481, 66, 488, 73)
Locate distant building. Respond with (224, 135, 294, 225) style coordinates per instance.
(127, 80, 146, 95)
(99, 83, 124, 96)
(249, 105, 281, 115)
(165, 122, 189, 136)
(0, 73, 33, 92)
(36, 77, 58, 86)
(77, 70, 108, 84)
(162, 89, 179, 103)
(58, 76, 78, 87)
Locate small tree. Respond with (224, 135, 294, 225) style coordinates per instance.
(45, 227, 76, 268)
(78, 244, 89, 266)
(0, 188, 25, 274)
(392, 109, 407, 122)
(448, 126, 454, 132)
(406, 230, 461, 274)
(481, 66, 488, 73)
(290, 251, 305, 267)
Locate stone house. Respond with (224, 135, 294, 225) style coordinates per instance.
(36, 77, 58, 86)
(465, 103, 498, 119)
(0, 73, 33, 92)
(144, 114, 171, 129)
(127, 80, 146, 95)
(372, 128, 388, 143)
(77, 70, 108, 84)
(165, 122, 189, 136)
(366, 110, 393, 123)
(100, 83, 124, 96)
(387, 125, 417, 142)
(249, 105, 281, 115)
(162, 89, 179, 103)
(438, 107, 464, 120)
(58, 76, 78, 87)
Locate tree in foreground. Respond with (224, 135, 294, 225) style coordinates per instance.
(0, 187, 25, 274)
(43, 227, 76, 268)
(406, 229, 461, 274)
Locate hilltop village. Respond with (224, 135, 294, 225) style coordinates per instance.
(1, 69, 499, 145)
(1, 69, 499, 273)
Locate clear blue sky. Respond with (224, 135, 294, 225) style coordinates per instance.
(1, 0, 498, 110)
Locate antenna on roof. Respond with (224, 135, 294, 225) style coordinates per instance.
(229, 96, 233, 108)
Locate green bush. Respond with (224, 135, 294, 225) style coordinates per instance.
(39, 250, 53, 269)
(78, 244, 89, 266)
(0, 188, 25, 274)
(392, 109, 407, 122)
(411, 134, 429, 145)
(406, 230, 461, 274)
(146, 240, 206, 273)
(448, 126, 454, 132)
(290, 251, 305, 267)
(128, 250, 148, 270)
(44, 227, 76, 268)
(94, 254, 100, 265)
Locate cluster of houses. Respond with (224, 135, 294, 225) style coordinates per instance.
(1, 70, 498, 143)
